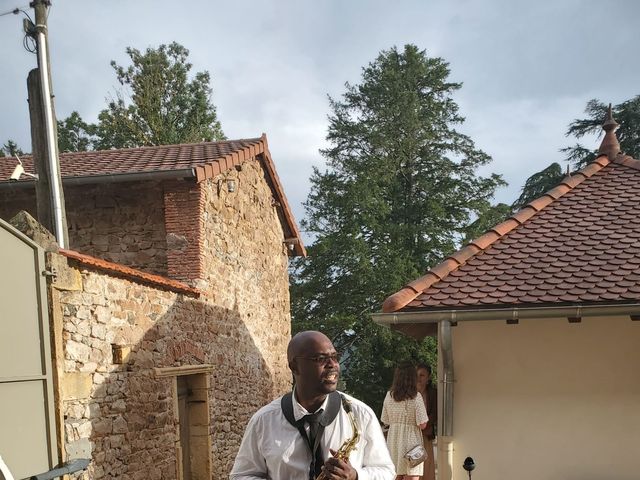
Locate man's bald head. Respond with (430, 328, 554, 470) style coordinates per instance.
(287, 331, 332, 364)
(287, 331, 339, 402)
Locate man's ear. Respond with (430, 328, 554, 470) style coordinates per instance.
(289, 359, 299, 375)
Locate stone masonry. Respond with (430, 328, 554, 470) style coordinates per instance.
(7, 151, 294, 479)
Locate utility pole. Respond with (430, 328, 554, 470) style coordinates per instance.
(26, 0, 68, 248)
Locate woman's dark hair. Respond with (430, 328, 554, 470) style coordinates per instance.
(417, 362, 433, 387)
(390, 361, 417, 401)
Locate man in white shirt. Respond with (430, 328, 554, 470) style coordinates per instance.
(230, 331, 395, 480)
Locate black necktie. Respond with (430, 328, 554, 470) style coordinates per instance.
(302, 410, 324, 479)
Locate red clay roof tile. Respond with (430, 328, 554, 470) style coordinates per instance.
(60, 249, 201, 297)
(0, 136, 306, 257)
(382, 152, 640, 312)
(510, 206, 537, 224)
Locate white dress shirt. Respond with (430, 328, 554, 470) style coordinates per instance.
(230, 391, 395, 480)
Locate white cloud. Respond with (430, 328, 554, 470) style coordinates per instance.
(1, 0, 638, 228)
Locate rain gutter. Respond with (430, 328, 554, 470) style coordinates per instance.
(371, 302, 640, 327)
(0, 168, 196, 189)
(438, 320, 455, 479)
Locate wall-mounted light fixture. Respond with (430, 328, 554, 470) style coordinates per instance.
(217, 177, 237, 195)
(9, 155, 39, 181)
(463, 457, 475, 479)
(283, 237, 299, 252)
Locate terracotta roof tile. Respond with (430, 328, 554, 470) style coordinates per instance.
(60, 249, 201, 297)
(383, 153, 640, 312)
(0, 136, 306, 256)
(0, 139, 263, 179)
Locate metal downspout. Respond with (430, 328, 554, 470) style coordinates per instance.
(439, 320, 455, 480)
(35, 24, 66, 248)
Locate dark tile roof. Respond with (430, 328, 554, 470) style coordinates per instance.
(60, 249, 201, 297)
(0, 138, 262, 179)
(0, 135, 305, 256)
(383, 153, 640, 312)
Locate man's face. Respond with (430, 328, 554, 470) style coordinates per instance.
(292, 335, 340, 397)
(417, 367, 430, 390)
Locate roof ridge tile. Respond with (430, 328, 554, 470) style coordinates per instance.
(450, 244, 482, 265)
(470, 231, 501, 250)
(613, 154, 640, 171)
(527, 195, 555, 211)
(510, 206, 538, 224)
(559, 175, 584, 189)
(2, 137, 263, 163)
(546, 184, 571, 199)
(492, 218, 520, 237)
(60, 248, 201, 296)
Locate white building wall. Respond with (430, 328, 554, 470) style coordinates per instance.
(447, 315, 640, 480)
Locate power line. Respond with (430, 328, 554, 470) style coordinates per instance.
(0, 4, 29, 17)
(4, 4, 38, 54)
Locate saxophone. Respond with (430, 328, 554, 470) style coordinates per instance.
(315, 396, 360, 480)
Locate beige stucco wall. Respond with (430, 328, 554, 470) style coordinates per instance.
(448, 316, 640, 480)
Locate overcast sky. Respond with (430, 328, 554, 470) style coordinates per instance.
(1, 0, 639, 237)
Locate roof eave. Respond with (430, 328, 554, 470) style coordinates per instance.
(258, 136, 307, 257)
(373, 301, 640, 336)
(190, 134, 306, 256)
(0, 168, 197, 189)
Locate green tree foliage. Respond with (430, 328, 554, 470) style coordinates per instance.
(561, 96, 640, 168)
(511, 162, 564, 211)
(95, 42, 225, 149)
(56, 42, 225, 151)
(57, 111, 95, 152)
(291, 45, 505, 413)
(0, 140, 25, 157)
(510, 96, 640, 217)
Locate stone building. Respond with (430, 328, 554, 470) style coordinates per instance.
(0, 136, 304, 479)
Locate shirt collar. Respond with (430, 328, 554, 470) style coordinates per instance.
(292, 388, 330, 422)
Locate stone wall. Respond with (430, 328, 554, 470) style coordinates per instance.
(39, 155, 293, 478)
(66, 183, 168, 276)
(53, 255, 287, 479)
(199, 158, 293, 467)
(0, 185, 37, 221)
(0, 182, 168, 275)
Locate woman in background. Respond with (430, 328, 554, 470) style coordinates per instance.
(381, 362, 429, 480)
(417, 362, 437, 480)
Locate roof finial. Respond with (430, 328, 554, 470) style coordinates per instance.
(598, 103, 620, 160)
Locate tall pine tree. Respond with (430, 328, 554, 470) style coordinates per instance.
(291, 45, 505, 412)
(53, 42, 225, 152)
(95, 42, 225, 149)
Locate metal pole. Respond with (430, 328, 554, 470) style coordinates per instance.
(33, 0, 66, 248)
